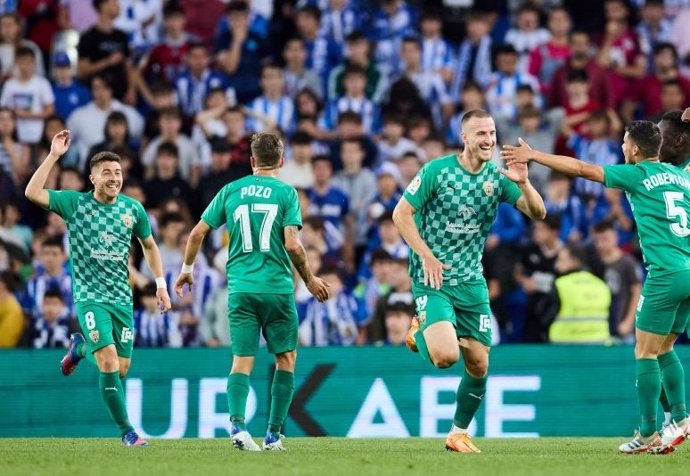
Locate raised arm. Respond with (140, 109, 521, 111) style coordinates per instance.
(174, 220, 211, 297)
(392, 197, 450, 290)
(284, 225, 329, 302)
(499, 162, 547, 220)
(138, 235, 172, 312)
(25, 130, 71, 208)
(501, 137, 605, 183)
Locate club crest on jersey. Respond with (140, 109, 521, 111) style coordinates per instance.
(483, 180, 494, 196)
(418, 310, 427, 326)
(407, 176, 422, 195)
(121, 213, 133, 228)
(89, 330, 99, 343)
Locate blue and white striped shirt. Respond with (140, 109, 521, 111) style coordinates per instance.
(299, 292, 362, 346)
(249, 95, 295, 133)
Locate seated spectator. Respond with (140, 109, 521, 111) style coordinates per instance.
(636, 0, 672, 72)
(320, 0, 362, 45)
(327, 32, 387, 104)
(308, 155, 351, 235)
(544, 172, 586, 243)
(214, 1, 267, 103)
(23, 235, 73, 319)
(592, 219, 641, 342)
(328, 111, 378, 169)
(176, 42, 233, 118)
(383, 78, 432, 129)
(57, 167, 85, 192)
(51, 52, 91, 121)
(333, 138, 377, 252)
(369, 0, 417, 75)
(143, 142, 196, 212)
(505, 1, 551, 74)
(556, 69, 601, 153)
(86, 111, 136, 172)
(30, 289, 74, 349)
(114, 0, 162, 58)
(528, 6, 571, 96)
(398, 151, 422, 188)
(364, 163, 403, 240)
(419, 8, 454, 84)
(635, 43, 690, 119)
(77, 0, 134, 103)
(142, 212, 186, 282)
(0, 270, 24, 347)
(0, 46, 54, 144)
(451, 11, 493, 98)
(651, 80, 688, 122)
(398, 37, 453, 130)
(369, 211, 408, 260)
(201, 275, 230, 347)
(0, 107, 30, 184)
(248, 64, 295, 133)
(212, 106, 253, 177)
(197, 139, 245, 210)
(279, 132, 315, 189)
(549, 30, 612, 109)
(382, 301, 415, 346)
(546, 244, 611, 344)
(671, 7, 690, 78)
(1, 200, 32, 252)
(564, 109, 622, 200)
(324, 65, 378, 134)
(299, 266, 361, 346)
(181, 0, 226, 48)
(300, 215, 341, 267)
(485, 44, 541, 120)
(514, 214, 563, 343)
(67, 75, 144, 162)
(295, 5, 342, 78)
(134, 282, 182, 348)
(283, 37, 323, 100)
(354, 249, 393, 324)
(364, 257, 413, 344)
(0, 12, 45, 80)
(142, 107, 202, 186)
(447, 81, 486, 147)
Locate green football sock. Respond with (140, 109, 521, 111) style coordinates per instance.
(659, 386, 671, 413)
(658, 350, 687, 422)
(99, 371, 133, 434)
(454, 368, 487, 429)
(414, 330, 431, 362)
(227, 373, 250, 430)
(268, 370, 295, 434)
(636, 358, 661, 437)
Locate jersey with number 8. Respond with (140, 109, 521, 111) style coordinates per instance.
(201, 175, 302, 294)
(604, 162, 690, 275)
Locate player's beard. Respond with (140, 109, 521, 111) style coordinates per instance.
(469, 141, 495, 162)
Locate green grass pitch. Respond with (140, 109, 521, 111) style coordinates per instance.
(2, 438, 689, 476)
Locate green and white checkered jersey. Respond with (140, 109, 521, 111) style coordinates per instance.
(201, 175, 302, 294)
(604, 162, 690, 275)
(403, 154, 522, 285)
(48, 190, 151, 304)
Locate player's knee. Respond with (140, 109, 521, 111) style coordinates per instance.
(432, 349, 460, 369)
(465, 359, 488, 378)
(275, 351, 297, 371)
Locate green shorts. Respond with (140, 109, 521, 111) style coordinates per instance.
(412, 279, 492, 347)
(75, 301, 134, 358)
(228, 292, 298, 356)
(636, 269, 690, 336)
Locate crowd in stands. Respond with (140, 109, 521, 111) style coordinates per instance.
(0, 0, 689, 349)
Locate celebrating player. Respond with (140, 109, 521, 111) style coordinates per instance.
(393, 109, 546, 453)
(502, 121, 690, 454)
(174, 133, 329, 451)
(25, 130, 172, 447)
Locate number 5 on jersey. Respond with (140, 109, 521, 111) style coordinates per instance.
(233, 203, 278, 252)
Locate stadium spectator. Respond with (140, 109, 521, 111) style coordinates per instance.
(299, 266, 360, 346)
(86, 111, 135, 166)
(670, 6, 690, 78)
(327, 32, 387, 104)
(215, 1, 268, 103)
(546, 244, 612, 344)
(353, 248, 392, 323)
(197, 139, 241, 210)
(66, 75, 144, 161)
(23, 235, 72, 319)
(248, 64, 295, 133)
(504, 1, 551, 75)
(447, 81, 486, 147)
(515, 214, 563, 343)
(528, 6, 571, 95)
(134, 282, 182, 348)
(636, 0, 672, 72)
(653, 80, 688, 122)
(0, 46, 54, 144)
(58, 0, 98, 33)
(114, 0, 162, 59)
(1, 200, 31, 252)
(216, 107, 253, 176)
(143, 83, 179, 142)
(143, 142, 196, 212)
(382, 300, 414, 346)
(57, 166, 84, 192)
(635, 43, 690, 119)
(279, 132, 315, 189)
(0, 270, 23, 347)
(0, 107, 30, 184)
(328, 111, 377, 169)
(320, 0, 361, 45)
(549, 30, 613, 109)
(51, 52, 91, 122)
(592, 219, 641, 342)
(397, 151, 422, 188)
(0, 12, 45, 79)
(294, 5, 342, 78)
(181, 0, 226, 48)
(451, 11, 493, 98)
(142, 106, 201, 186)
(418, 8, 454, 84)
(30, 288, 74, 349)
(557, 69, 601, 153)
(364, 256, 412, 344)
(325, 64, 378, 134)
(283, 37, 323, 100)
(19, 0, 61, 61)
(485, 44, 541, 120)
(308, 154, 350, 234)
(369, 0, 417, 75)
(363, 162, 403, 241)
(77, 0, 135, 103)
(201, 276, 230, 347)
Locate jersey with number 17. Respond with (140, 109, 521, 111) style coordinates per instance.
(604, 161, 690, 276)
(201, 175, 302, 294)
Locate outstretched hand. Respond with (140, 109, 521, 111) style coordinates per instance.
(501, 137, 533, 166)
(500, 161, 529, 184)
(50, 130, 71, 157)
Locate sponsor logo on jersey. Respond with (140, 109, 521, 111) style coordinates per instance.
(483, 180, 494, 196)
(121, 213, 133, 228)
(407, 176, 422, 195)
(120, 328, 133, 343)
(99, 231, 116, 247)
(446, 222, 481, 234)
(458, 205, 476, 219)
(89, 330, 99, 343)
